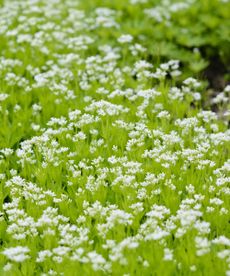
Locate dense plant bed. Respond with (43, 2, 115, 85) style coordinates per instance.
(0, 0, 229, 275)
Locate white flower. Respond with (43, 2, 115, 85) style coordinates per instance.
(3, 263, 12, 271)
(117, 34, 133, 44)
(0, 94, 9, 102)
(2, 246, 30, 262)
(163, 248, 173, 261)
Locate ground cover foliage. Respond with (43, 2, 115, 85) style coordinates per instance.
(0, 0, 230, 275)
